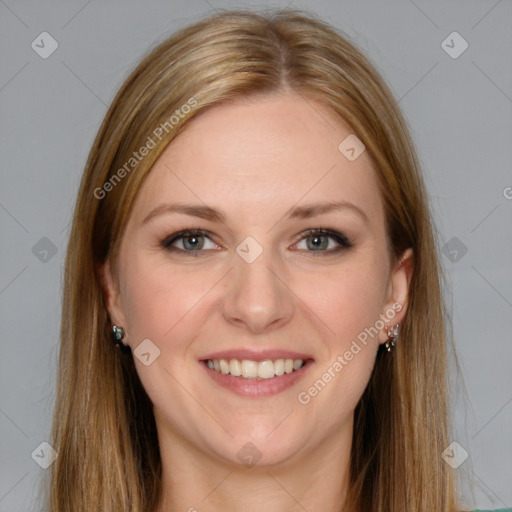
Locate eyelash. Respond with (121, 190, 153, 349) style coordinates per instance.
(160, 228, 353, 257)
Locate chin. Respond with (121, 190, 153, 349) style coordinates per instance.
(205, 427, 307, 469)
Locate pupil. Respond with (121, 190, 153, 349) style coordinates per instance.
(310, 235, 326, 250)
(186, 236, 201, 250)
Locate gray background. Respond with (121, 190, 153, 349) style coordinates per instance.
(1, 0, 511, 510)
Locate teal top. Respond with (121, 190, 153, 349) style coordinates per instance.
(472, 509, 512, 512)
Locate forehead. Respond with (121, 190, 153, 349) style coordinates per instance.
(129, 92, 384, 229)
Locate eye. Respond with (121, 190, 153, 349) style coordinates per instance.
(161, 229, 219, 256)
(293, 228, 352, 255)
(160, 228, 353, 257)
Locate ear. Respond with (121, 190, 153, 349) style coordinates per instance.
(99, 259, 128, 344)
(378, 247, 414, 344)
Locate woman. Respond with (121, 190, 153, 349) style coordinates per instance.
(45, 8, 508, 512)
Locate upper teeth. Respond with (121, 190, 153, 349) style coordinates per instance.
(206, 358, 305, 379)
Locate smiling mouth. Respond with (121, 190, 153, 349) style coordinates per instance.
(203, 358, 313, 380)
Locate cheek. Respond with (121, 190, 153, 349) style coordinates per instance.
(294, 263, 384, 421)
(297, 257, 388, 349)
(122, 247, 389, 353)
(120, 252, 212, 345)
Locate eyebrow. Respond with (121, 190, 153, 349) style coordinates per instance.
(141, 200, 369, 226)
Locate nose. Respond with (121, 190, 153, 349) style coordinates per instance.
(221, 244, 295, 335)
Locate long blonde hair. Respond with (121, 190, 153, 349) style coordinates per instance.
(46, 8, 463, 511)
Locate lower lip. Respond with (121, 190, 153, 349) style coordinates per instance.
(200, 360, 314, 398)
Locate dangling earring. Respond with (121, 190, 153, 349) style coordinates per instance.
(111, 325, 125, 348)
(384, 323, 400, 352)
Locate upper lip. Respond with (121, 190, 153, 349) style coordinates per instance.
(200, 349, 314, 362)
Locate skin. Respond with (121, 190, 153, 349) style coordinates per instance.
(102, 90, 413, 512)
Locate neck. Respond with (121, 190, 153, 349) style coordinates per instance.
(154, 416, 353, 512)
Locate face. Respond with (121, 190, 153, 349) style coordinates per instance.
(102, 91, 412, 467)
